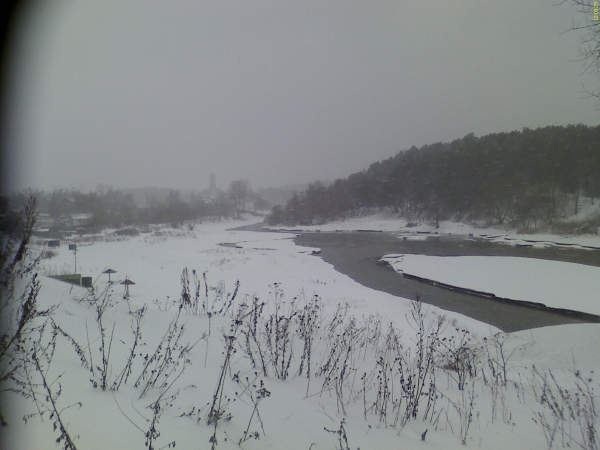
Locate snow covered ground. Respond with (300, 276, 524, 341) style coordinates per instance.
(381, 254, 600, 316)
(2, 216, 599, 449)
(264, 210, 600, 250)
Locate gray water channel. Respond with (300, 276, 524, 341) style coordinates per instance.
(231, 222, 600, 332)
(295, 232, 600, 332)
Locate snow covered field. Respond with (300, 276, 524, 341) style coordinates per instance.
(2, 216, 600, 449)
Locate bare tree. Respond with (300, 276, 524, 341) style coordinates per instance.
(562, 1, 600, 103)
(228, 179, 251, 216)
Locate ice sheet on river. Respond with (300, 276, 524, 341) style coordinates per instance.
(381, 254, 600, 316)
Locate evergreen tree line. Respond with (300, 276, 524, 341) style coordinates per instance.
(269, 125, 600, 228)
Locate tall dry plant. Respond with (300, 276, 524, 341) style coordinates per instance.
(0, 196, 54, 425)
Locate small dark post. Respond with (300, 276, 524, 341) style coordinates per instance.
(69, 244, 77, 274)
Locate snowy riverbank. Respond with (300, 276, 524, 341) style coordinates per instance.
(263, 211, 600, 250)
(2, 216, 599, 449)
(381, 254, 600, 316)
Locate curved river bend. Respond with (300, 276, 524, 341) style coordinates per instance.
(293, 232, 600, 332)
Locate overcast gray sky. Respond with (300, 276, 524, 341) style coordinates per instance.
(2, 1, 599, 193)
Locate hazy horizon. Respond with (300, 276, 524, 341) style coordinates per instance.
(2, 1, 600, 194)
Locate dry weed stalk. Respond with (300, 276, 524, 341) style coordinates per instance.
(0, 196, 54, 424)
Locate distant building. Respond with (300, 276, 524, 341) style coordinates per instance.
(70, 213, 93, 227)
(37, 213, 55, 229)
(202, 172, 219, 201)
(210, 172, 217, 191)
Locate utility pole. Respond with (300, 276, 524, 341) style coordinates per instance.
(69, 244, 77, 274)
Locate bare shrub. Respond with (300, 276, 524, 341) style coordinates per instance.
(481, 332, 522, 424)
(240, 295, 268, 376)
(531, 367, 599, 450)
(115, 227, 140, 237)
(437, 377, 477, 445)
(483, 332, 520, 387)
(177, 268, 239, 340)
(76, 283, 142, 392)
(207, 331, 237, 448)
(112, 381, 178, 450)
(373, 323, 402, 426)
(394, 298, 444, 430)
(264, 284, 297, 380)
(316, 314, 365, 415)
(437, 328, 479, 391)
(238, 284, 299, 380)
(232, 372, 271, 445)
(113, 304, 146, 389)
(134, 308, 195, 398)
(17, 321, 81, 449)
(86, 285, 118, 391)
(296, 292, 321, 394)
(324, 419, 356, 450)
(0, 196, 54, 425)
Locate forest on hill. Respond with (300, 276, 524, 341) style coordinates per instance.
(268, 125, 600, 230)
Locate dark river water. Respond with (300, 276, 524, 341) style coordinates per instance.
(231, 223, 600, 332)
(295, 232, 600, 332)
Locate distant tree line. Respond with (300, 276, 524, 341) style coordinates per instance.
(269, 125, 600, 229)
(1, 180, 271, 232)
